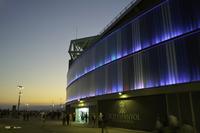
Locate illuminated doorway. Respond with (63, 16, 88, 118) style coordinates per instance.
(75, 107, 89, 123)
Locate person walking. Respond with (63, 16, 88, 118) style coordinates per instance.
(102, 113, 108, 133)
(152, 116, 163, 133)
(62, 111, 66, 126)
(99, 112, 103, 127)
(41, 112, 46, 124)
(179, 124, 194, 133)
(85, 113, 88, 123)
(99, 112, 108, 133)
(161, 115, 179, 133)
(66, 113, 70, 125)
(92, 114, 96, 127)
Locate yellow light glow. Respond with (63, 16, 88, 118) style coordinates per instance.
(78, 103, 85, 107)
(120, 94, 128, 99)
(79, 100, 84, 103)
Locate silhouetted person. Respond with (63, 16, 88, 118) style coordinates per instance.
(102, 113, 108, 133)
(69, 113, 72, 125)
(23, 111, 26, 121)
(0, 110, 1, 118)
(99, 112, 103, 128)
(41, 112, 46, 124)
(62, 112, 66, 125)
(92, 114, 96, 127)
(85, 113, 88, 123)
(179, 124, 194, 133)
(26, 111, 29, 121)
(163, 115, 180, 133)
(57, 111, 61, 120)
(152, 116, 163, 133)
(72, 112, 75, 121)
(66, 113, 70, 125)
(81, 111, 84, 121)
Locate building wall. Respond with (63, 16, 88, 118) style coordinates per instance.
(98, 95, 166, 131)
(83, 91, 199, 131)
(67, 0, 200, 102)
(67, 31, 200, 101)
(66, 83, 200, 131)
(166, 93, 193, 125)
(66, 0, 200, 131)
(192, 91, 200, 132)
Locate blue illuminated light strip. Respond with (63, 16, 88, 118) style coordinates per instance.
(68, 0, 168, 70)
(67, 29, 200, 102)
(67, 0, 169, 86)
(68, 26, 200, 87)
(67, 0, 200, 86)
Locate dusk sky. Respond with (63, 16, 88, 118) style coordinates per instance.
(0, 0, 132, 107)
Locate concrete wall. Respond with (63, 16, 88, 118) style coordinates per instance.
(98, 95, 166, 131)
(97, 91, 200, 132)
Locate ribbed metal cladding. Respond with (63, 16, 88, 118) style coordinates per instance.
(67, 0, 200, 102)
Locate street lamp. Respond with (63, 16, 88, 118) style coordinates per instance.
(17, 85, 24, 116)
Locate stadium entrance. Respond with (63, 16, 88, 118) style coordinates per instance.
(75, 107, 89, 123)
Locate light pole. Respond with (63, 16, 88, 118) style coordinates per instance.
(17, 85, 24, 116)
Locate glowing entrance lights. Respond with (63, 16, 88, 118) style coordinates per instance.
(119, 92, 128, 99)
(118, 92, 122, 95)
(75, 107, 89, 123)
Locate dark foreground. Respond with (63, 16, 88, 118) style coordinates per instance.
(0, 119, 149, 133)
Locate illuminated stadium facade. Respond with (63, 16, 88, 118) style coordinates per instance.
(66, 0, 200, 131)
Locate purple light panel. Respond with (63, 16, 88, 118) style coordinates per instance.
(67, 0, 200, 86)
(67, 0, 200, 102)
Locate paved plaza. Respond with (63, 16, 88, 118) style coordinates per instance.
(0, 118, 150, 133)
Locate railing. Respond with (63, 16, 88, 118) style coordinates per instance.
(99, 0, 138, 35)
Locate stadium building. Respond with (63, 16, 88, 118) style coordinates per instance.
(66, 0, 200, 131)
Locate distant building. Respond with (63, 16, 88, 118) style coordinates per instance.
(66, 0, 200, 131)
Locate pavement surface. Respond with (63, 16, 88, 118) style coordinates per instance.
(0, 118, 151, 133)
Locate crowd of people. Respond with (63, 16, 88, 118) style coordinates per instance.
(152, 115, 194, 133)
(0, 108, 65, 121)
(60, 112, 104, 128)
(0, 109, 10, 118)
(0, 109, 195, 133)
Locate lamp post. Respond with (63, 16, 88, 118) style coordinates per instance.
(17, 85, 24, 116)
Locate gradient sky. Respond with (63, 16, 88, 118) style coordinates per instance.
(0, 0, 132, 107)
